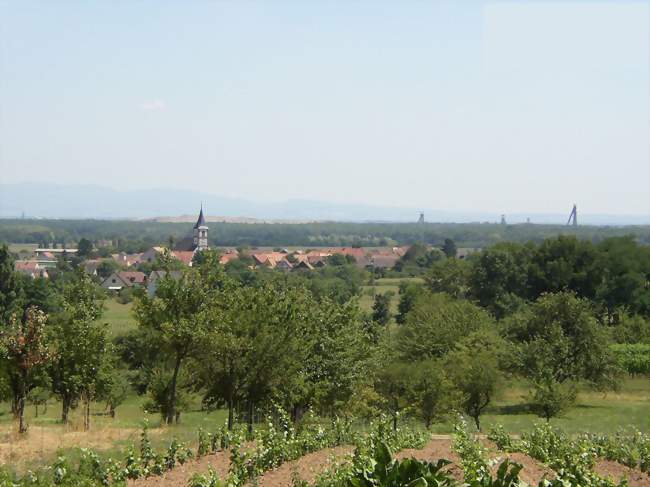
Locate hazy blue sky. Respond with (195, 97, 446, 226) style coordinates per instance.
(1, 1, 648, 215)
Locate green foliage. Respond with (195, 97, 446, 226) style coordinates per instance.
(610, 344, 650, 375)
(505, 292, 620, 394)
(529, 379, 577, 421)
(425, 258, 471, 298)
(371, 292, 392, 326)
(396, 292, 495, 359)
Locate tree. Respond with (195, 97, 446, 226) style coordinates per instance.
(48, 270, 106, 426)
(596, 237, 650, 318)
(396, 292, 495, 360)
(372, 292, 392, 326)
(442, 238, 457, 258)
(374, 362, 413, 431)
(77, 238, 93, 258)
(504, 292, 620, 420)
(446, 346, 500, 431)
(198, 282, 310, 433)
(529, 378, 576, 422)
(134, 268, 208, 424)
(395, 282, 423, 325)
(0, 308, 54, 433)
(0, 244, 22, 322)
(408, 360, 458, 429)
(425, 259, 471, 298)
(469, 243, 533, 318)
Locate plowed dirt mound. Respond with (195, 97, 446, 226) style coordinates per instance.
(395, 439, 464, 481)
(257, 446, 353, 486)
(127, 450, 230, 487)
(595, 459, 650, 487)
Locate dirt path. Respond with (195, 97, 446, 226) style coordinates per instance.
(128, 450, 231, 487)
(595, 459, 650, 487)
(257, 446, 353, 486)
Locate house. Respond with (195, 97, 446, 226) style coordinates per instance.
(147, 270, 183, 296)
(293, 260, 314, 271)
(219, 251, 239, 265)
(171, 250, 195, 266)
(369, 253, 400, 269)
(101, 271, 146, 291)
(141, 247, 167, 264)
(83, 259, 102, 276)
(251, 252, 289, 268)
(15, 261, 49, 279)
(112, 252, 142, 267)
(275, 259, 293, 271)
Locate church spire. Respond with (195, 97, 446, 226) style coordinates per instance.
(194, 204, 206, 229)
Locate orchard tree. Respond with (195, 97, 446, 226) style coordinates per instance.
(49, 270, 106, 425)
(0, 244, 22, 321)
(134, 268, 208, 424)
(446, 346, 500, 431)
(1, 308, 54, 433)
(504, 291, 620, 420)
(408, 360, 458, 429)
(372, 292, 392, 326)
(425, 258, 471, 298)
(396, 292, 495, 359)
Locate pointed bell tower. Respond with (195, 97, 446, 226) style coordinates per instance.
(192, 205, 209, 251)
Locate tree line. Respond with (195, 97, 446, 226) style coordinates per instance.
(0, 234, 648, 434)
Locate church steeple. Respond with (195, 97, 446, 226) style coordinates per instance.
(192, 205, 209, 251)
(194, 204, 206, 229)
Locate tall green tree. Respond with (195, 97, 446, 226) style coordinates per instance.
(504, 291, 619, 420)
(1, 307, 54, 433)
(425, 258, 471, 298)
(48, 270, 106, 424)
(134, 268, 208, 424)
(396, 292, 495, 360)
(372, 292, 392, 326)
(0, 244, 22, 322)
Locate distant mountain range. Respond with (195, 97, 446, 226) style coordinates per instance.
(1, 183, 648, 225)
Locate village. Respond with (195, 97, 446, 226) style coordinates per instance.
(11, 208, 477, 295)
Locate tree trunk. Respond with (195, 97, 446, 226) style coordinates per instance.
(18, 375, 27, 434)
(109, 404, 115, 419)
(61, 395, 71, 424)
(227, 397, 234, 431)
(166, 354, 182, 425)
(83, 394, 90, 431)
(473, 415, 481, 431)
(35, 404, 39, 418)
(247, 400, 254, 436)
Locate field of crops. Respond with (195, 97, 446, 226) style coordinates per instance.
(1, 411, 649, 486)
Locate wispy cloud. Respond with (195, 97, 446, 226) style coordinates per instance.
(141, 99, 166, 111)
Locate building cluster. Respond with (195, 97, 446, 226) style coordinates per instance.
(13, 207, 412, 293)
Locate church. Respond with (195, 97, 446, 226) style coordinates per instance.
(174, 206, 209, 252)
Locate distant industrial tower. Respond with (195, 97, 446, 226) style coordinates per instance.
(500, 214, 507, 225)
(567, 204, 578, 226)
(418, 213, 425, 224)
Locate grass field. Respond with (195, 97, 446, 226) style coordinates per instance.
(360, 277, 424, 317)
(101, 298, 137, 337)
(0, 376, 647, 472)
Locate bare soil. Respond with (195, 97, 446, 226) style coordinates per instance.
(395, 438, 464, 482)
(128, 450, 231, 487)
(594, 459, 650, 487)
(257, 446, 353, 487)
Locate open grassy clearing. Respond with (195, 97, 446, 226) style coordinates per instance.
(101, 298, 137, 336)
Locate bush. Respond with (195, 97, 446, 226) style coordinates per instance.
(610, 344, 650, 375)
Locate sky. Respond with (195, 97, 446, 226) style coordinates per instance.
(0, 0, 648, 216)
